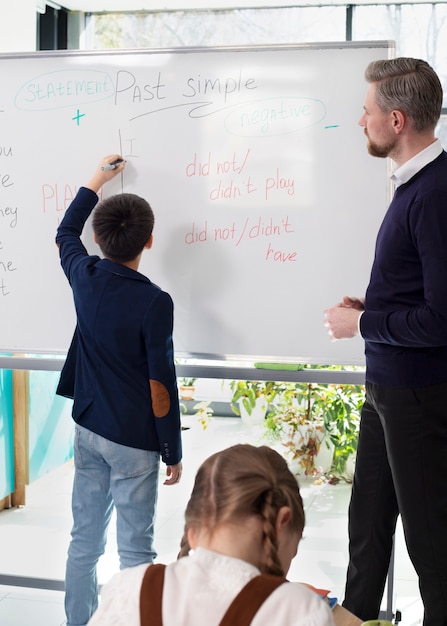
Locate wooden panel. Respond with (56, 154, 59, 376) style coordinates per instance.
(11, 369, 29, 506)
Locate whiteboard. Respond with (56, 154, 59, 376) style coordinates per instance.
(0, 42, 393, 365)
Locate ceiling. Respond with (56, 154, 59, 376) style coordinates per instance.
(57, 0, 308, 11)
(55, 0, 437, 12)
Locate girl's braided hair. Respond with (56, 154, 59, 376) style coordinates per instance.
(178, 444, 305, 576)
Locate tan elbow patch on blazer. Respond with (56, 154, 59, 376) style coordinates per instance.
(150, 380, 171, 418)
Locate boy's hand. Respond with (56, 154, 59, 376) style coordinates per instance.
(86, 154, 126, 193)
(164, 462, 183, 485)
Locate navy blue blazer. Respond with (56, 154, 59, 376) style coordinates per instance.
(56, 187, 182, 465)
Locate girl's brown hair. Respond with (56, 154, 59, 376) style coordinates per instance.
(178, 444, 305, 576)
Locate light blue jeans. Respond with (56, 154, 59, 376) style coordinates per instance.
(65, 424, 160, 626)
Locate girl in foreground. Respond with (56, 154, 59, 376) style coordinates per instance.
(88, 444, 335, 625)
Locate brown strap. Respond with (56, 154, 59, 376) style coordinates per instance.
(219, 574, 288, 626)
(140, 564, 287, 626)
(140, 563, 166, 626)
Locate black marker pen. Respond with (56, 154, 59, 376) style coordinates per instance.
(101, 159, 125, 171)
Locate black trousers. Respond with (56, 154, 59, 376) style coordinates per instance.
(342, 381, 447, 626)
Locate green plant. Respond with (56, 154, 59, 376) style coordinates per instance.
(321, 383, 364, 477)
(193, 400, 214, 430)
(178, 377, 197, 387)
(264, 386, 327, 476)
(179, 400, 213, 430)
(229, 380, 279, 416)
(264, 381, 364, 479)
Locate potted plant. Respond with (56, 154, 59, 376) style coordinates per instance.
(264, 381, 364, 480)
(229, 379, 279, 425)
(264, 383, 332, 477)
(178, 377, 197, 400)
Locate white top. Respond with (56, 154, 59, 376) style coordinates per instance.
(88, 547, 335, 626)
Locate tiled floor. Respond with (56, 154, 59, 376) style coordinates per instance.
(0, 416, 423, 625)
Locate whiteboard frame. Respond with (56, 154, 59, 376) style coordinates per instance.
(0, 39, 394, 61)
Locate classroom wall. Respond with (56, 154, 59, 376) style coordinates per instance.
(0, 370, 14, 500)
(28, 371, 74, 483)
(0, 0, 34, 502)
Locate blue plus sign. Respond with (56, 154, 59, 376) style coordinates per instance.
(72, 109, 86, 125)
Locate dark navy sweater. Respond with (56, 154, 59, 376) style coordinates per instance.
(360, 151, 447, 387)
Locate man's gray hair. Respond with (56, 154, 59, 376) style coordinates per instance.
(365, 57, 443, 132)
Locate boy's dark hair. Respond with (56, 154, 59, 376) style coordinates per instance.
(92, 193, 154, 263)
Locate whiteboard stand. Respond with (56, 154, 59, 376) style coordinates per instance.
(379, 538, 402, 624)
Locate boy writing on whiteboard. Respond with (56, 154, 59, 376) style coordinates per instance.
(55, 155, 182, 626)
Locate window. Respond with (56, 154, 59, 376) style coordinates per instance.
(87, 8, 346, 49)
(85, 4, 447, 145)
(352, 3, 447, 107)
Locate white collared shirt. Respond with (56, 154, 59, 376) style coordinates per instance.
(390, 138, 443, 188)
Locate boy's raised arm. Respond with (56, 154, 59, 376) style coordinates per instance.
(86, 154, 126, 193)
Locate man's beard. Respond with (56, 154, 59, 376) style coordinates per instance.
(365, 130, 395, 158)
